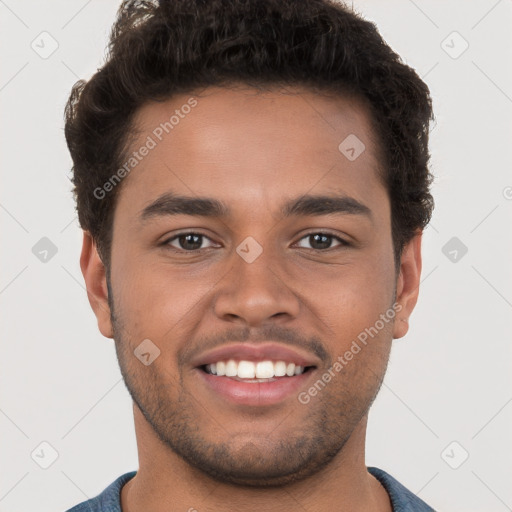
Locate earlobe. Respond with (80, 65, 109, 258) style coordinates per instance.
(392, 232, 422, 340)
(80, 231, 114, 339)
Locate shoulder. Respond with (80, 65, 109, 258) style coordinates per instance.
(367, 466, 437, 512)
(64, 471, 137, 512)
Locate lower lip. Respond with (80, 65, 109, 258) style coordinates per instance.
(195, 368, 315, 406)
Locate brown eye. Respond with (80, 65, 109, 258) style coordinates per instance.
(165, 233, 217, 251)
(296, 232, 348, 250)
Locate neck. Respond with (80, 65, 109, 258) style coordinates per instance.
(121, 405, 392, 512)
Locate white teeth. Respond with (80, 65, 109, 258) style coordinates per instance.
(225, 359, 238, 377)
(237, 360, 255, 378)
(205, 359, 308, 378)
(216, 361, 226, 376)
(274, 361, 287, 376)
(255, 361, 274, 379)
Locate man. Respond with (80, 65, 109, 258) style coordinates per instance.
(64, 0, 436, 510)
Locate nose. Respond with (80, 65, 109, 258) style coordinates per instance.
(213, 240, 301, 327)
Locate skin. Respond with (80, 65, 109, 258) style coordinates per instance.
(81, 84, 422, 511)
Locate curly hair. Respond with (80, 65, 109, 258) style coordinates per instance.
(64, 0, 434, 272)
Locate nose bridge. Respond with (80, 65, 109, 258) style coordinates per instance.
(213, 235, 300, 325)
(235, 236, 278, 287)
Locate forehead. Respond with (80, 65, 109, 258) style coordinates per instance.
(114, 85, 387, 226)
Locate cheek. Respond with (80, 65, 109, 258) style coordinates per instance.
(317, 286, 392, 352)
(111, 259, 219, 341)
(301, 252, 395, 349)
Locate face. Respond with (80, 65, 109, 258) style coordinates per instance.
(83, 85, 420, 487)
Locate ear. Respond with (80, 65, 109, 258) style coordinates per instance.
(392, 231, 423, 340)
(80, 231, 114, 339)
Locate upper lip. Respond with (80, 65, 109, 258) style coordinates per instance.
(191, 342, 320, 368)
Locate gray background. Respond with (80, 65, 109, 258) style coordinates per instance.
(1, 1, 511, 511)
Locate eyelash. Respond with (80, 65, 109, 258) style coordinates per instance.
(162, 230, 350, 252)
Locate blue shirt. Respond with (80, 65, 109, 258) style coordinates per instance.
(65, 467, 436, 511)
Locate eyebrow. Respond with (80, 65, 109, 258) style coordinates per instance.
(138, 192, 372, 223)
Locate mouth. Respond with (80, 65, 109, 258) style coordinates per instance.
(195, 359, 317, 406)
(201, 359, 315, 379)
